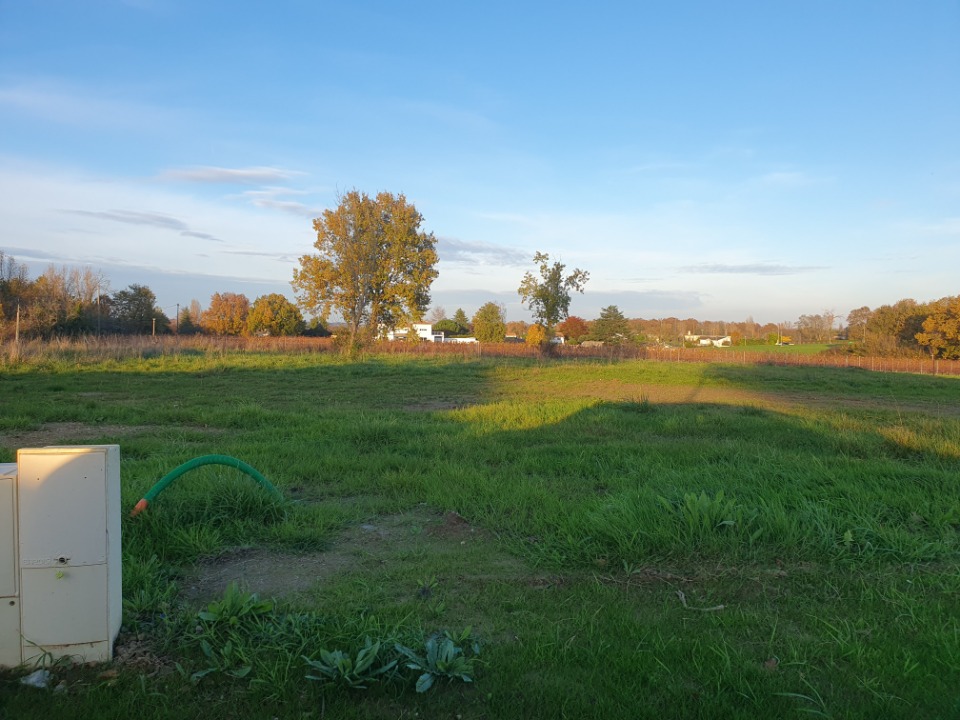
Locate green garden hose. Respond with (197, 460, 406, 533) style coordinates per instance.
(130, 454, 283, 516)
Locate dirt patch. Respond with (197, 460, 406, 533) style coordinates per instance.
(113, 632, 175, 676)
(181, 547, 347, 605)
(0, 422, 159, 450)
(1, 421, 222, 451)
(425, 510, 476, 541)
(182, 508, 490, 605)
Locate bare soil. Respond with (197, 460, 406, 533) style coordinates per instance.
(1, 422, 158, 450)
(181, 508, 492, 605)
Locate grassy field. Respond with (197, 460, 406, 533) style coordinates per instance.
(1, 350, 959, 719)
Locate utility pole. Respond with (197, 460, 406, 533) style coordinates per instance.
(152, 317, 156, 337)
(175, 303, 179, 334)
(15, 303, 20, 343)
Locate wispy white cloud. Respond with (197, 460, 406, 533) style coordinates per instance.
(0, 80, 182, 130)
(681, 262, 826, 276)
(437, 237, 529, 266)
(160, 166, 304, 184)
(248, 198, 318, 217)
(580, 289, 708, 314)
(2, 246, 65, 263)
(1, 162, 313, 275)
(620, 276, 663, 284)
(224, 249, 299, 263)
(429, 287, 708, 320)
(241, 188, 321, 217)
(157, 169, 326, 217)
(63, 209, 222, 242)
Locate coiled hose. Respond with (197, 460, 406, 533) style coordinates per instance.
(129, 454, 283, 516)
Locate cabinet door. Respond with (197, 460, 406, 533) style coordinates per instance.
(20, 565, 108, 645)
(0, 597, 20, 667)
(17, 449, 107, 567)
(0, 475, 15, 596)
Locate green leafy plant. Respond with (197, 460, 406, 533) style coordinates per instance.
(303, 638, 398, 689)
(395, 628, 481, 693)
(417, 575, 447, 617)
(197, 581, 274, 626)
(186, 638, 253, 683)
(174, 583, 278, 685)
(658, 490, 760, 546)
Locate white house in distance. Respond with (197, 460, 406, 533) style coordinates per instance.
(385, 323, 478, 344)
(684, 332, 732, 348)
(385, 323, 443, 342)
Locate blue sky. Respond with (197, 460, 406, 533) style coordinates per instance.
(1, 0, 957, 325)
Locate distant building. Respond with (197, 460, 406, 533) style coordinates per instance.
(684, 333, 732, 348)
(385, 323, 444, 342)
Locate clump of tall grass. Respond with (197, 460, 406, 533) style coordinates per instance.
(582, 485, 958, 565)
(657, 489, 761, 547)
(586, 488, 763, 561)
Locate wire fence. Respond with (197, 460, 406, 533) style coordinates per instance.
(4, 335, 959, 377)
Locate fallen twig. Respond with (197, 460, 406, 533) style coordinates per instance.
(676, 590, 725, 612)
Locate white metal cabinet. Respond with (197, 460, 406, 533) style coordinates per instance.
(0, 597, 18, 667)
(21, 565, 109, 643)
(20, 565, 112, 664)
(15, 446, 122, 665)
(0, 464, 19, 667)
(18, 450, 109, 567)
(0, 465, 16, 596)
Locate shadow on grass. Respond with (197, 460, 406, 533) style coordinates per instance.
(426, 393, 960, 569)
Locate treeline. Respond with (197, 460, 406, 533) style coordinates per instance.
(3, 250, 957, 358)
(0, 254, 162, 338)
(495, 301, 959, 360)
(548, 309, 834, 346)
(843, 298, 960, 359)
(0, 251, 326, 341)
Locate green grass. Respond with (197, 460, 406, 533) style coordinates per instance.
(1, 350, 959, 718)
(728, 342, 835, 355)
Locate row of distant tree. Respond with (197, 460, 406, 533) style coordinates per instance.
(0, 251, 324, 340)
(2, 245, 957, 358)
(430, 302, 960, 360)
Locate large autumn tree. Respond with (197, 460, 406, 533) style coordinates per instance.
(292, 190, 438, 349)
(518, 251, 588, 346)
(201, 292, 250, 336)
(247, 293, 304, 336)
(915, 295, 960, 359)
(556, 315, 589, 344)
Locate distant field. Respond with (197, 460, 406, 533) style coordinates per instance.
(1, 350, 959, 719)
